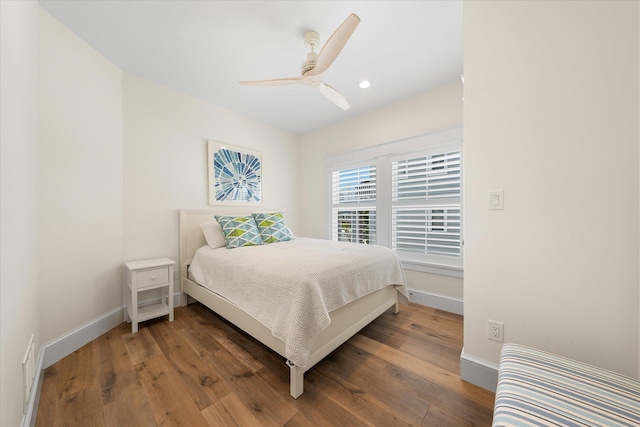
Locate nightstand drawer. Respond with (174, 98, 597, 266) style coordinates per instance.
(137, 267, 169, 289)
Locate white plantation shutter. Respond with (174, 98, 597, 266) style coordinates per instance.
(331, 165, 376, 244)
(392, 207, 461, 256)
(327, 127, 462, 275)
(391, 151, 461, 257)
(392, 152, 461, 201)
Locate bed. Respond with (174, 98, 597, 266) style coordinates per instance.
(179, 209, 409, 398)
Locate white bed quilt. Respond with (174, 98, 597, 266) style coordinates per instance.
(188, 238, 408, 367)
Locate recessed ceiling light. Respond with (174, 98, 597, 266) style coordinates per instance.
(359, 80, 371, 89)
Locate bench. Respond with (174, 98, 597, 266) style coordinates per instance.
(492, 343, 640, 426)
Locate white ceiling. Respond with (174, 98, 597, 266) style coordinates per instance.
(38, 1, 463, 135)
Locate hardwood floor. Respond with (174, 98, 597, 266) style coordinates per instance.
(35, 302, 494, 426)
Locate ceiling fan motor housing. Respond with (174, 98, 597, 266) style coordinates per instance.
(301, 54, 317, 75)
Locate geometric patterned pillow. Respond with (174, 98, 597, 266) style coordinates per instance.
(252, 212, 293, 244)
(214, 215, 264, 249)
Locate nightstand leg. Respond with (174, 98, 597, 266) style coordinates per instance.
(131, 283, 138, 333)
(125, 290, 131, 323)
(123, 267, 127, 322)
(168, 266, 174, 322)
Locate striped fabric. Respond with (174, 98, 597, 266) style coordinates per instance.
(493, 344, 640, 427)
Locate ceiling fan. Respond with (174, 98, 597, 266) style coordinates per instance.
(240, 13, 361, 110)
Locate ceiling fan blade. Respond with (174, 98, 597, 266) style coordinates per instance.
(318, 83, 350, 110)
(312, 13, 360, 75)
(240, 76, 308, 86)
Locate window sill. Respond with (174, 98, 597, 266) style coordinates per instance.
(400, 259, 463, 278)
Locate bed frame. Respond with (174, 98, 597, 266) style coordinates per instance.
(179, 209, 400, 398)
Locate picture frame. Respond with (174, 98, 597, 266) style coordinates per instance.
(207, 141, 262, 205)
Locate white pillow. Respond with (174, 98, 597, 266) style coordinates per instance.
(199, 220, 227, 249)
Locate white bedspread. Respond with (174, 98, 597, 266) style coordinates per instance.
(188, 238, 408, 367)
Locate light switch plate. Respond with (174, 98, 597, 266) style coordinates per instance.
(488, 190, 504, 210)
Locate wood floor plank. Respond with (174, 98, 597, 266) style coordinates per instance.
(201, 392, 265, 427)
(402, 309, 462, 342)
(53, 343, 97, 399)
(315, 340, 430, 424)
(175, 307, 295, 425)
(282, 376, 372, 427)
(54, 389, 106, 427)
(122, 326, 163, 365)
(178, 323, 225, 357)
(217, 334, 266, 373)
(36, 302, 494, 426)
(368, 304, 463, 347)
(135, 353, 211, 427)
(399, 339, 461, 375)
(200, 400, 239, 427)
(281, 412, 318, 427)
(94, 323, 157, 427)
(198, 349, 298, 426)
(358, 313, 409, 349)
(147, 319, 232, 408)
(383, 362, 494, 426)
(349, 333, 496, 409)
(360, 316, 461, 374)
(34, 366, 58, 427)
(179, 323, 299, 426)
(51, 344, 105, 427)
(304, 366, 416, 427)
(422, 400, 494, 427)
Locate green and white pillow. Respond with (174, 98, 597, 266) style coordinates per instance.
(214, 215, 264, 248)
(252, 212, 293, 244)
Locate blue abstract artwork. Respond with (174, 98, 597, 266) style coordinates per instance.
(208, 141, 262, 205)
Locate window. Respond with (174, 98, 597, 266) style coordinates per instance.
(327, 127, 462, 276)
(331, 164, 377, 244)
(391, 150, 461, 258)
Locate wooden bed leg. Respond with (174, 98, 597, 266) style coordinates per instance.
(287, 360, 304, 399)
(392, 302, 399, 314)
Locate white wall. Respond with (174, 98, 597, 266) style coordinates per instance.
(299, 81, 464, 299)
(35, 6, 300, 356)
(464, 0, 639, 379)
(0, 2, 41, 425)
(39, 10, 124, 344)
(123, 74, 300, 267)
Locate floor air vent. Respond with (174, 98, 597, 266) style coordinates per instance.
(22, 334, 35, 413)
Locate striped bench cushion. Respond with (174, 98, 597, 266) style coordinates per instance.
(493, 344, 640, 427)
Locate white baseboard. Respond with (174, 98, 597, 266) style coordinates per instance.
(42, 305, 124, 369)
(407, 288, 463, 315)
(21, 292, 181, 427)
(459, 348, 499, 392)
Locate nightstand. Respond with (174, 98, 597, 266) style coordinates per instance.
(124, 258, 175, 333)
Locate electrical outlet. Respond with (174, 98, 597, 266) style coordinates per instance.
(488, 320, 504, 342)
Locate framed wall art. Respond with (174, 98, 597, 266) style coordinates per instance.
(208, 141, 262, 205)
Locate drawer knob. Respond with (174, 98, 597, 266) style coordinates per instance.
(151, 275, 156, 280)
